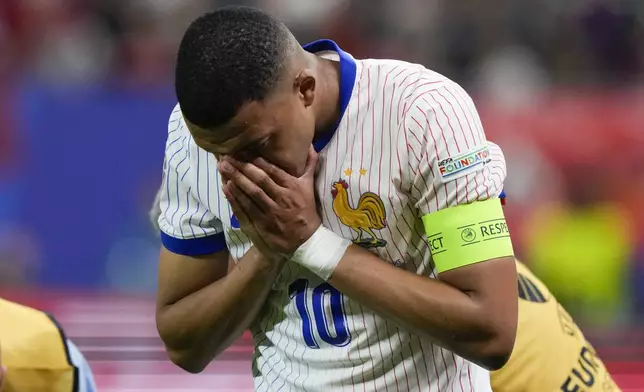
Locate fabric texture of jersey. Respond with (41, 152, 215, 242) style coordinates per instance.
(158, 39, 509, 392)
(490, 261, 621, 392)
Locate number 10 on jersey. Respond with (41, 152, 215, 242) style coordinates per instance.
(288, 279, 352, 348)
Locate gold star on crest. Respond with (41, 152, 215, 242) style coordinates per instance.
(344, 168, 352, 176)
(359, 168, 367, 176)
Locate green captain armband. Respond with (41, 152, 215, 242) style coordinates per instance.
(422, 198, 514, 274)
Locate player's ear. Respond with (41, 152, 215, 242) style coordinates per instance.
(294, 69, 316, 108)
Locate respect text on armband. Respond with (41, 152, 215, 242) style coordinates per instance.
(423, 199, 514, 267)
(427, 232, 446, 254)
(427, 218, 510, 251)
(457, 218, 510, 247)
(427, 218, 510, 255)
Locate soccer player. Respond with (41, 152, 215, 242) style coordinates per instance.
(491, 261, 621, 392)
(155, 6, 518, 391)
(151, 191, 622, 392)
(0, 298, 98, 392)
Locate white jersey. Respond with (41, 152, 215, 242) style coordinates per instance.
(158, 39, 507, 392)
(67, 339, 98, 392)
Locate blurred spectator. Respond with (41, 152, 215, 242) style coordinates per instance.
(475, 45, 548, 109)
(580, 0, 643, 86)
(29, 0, 115, 86)
(0, 227, 40, 288)
(525, 166, 635, 326)
(2, 0, 643, 88)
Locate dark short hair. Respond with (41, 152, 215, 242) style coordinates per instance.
(175, 6, 292, 129)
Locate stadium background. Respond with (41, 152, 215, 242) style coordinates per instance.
(0, 0, 643, 390)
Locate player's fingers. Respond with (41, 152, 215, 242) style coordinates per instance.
(227, 158, 285, 198)
(219, 161, 276, 211)
(252, 157, 292, 187)
(226, 180, 265, 221)
(221, 175, 250, 220)
(223, 182, 251, 223)
(220, 171, 231, 186)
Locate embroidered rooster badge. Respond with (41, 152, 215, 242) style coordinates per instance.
(331, 179, 387, 248)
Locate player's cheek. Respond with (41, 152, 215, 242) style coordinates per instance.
(262, 138, 291, 168)
(275, 155, 300, 177)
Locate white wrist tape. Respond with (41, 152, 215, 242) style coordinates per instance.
(291, 225, 352, 281)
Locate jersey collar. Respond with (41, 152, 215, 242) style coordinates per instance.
(302, 39, 357, 152)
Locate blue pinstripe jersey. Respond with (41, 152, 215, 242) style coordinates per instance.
(158, 39, 506, 392)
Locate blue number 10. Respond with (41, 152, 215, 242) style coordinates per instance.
(288, 278, 351, 348)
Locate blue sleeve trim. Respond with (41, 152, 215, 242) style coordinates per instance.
(161, 231, 228, 256)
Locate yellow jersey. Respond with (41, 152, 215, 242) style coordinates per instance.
(0, 298, 77, 392)
(490, 261, 621, 392)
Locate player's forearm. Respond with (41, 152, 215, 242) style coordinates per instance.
(157, 247, 281, 372)
(328, 246, 515, 370)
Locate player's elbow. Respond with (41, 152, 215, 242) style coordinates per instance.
(469, 318, 517, 371)
(165, 346, 209, 374)
(474, 336, 514, 371)
(156, 311, 215, 374)
(451, 308, 517, 370)
(157, 326, 208, 373)
(456, 257, 518, 370)
(476, 354, 510, 372)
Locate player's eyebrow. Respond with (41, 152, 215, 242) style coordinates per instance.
(245, 135, 270, 149)
(235, 135, 271, 160)
(191, 124, 242, 155)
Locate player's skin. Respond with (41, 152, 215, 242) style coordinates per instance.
(167, 32, 518, 372)
(156, 246, 285, 371)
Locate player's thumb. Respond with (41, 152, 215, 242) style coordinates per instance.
(302, 145, 319, 179)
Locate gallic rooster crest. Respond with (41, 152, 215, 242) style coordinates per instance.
(331, 179, 387, 248)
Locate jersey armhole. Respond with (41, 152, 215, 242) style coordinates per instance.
(161, 232, 228, 256)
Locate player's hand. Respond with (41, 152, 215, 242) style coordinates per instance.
(227, 187, 285, 264)
(219, 146, 321, 255)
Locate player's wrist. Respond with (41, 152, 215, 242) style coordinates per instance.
(247, 245, 287, 271)
(290, 224, 352, 281)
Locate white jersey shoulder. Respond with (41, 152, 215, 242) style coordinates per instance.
(157, 103, 228, 256)
(389, 59, 506, 215)
(331, 57, 505, 216)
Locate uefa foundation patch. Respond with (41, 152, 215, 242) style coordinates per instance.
(437, 145, 491, 182)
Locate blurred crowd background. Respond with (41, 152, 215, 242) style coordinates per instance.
(0, 0, 643, 390)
